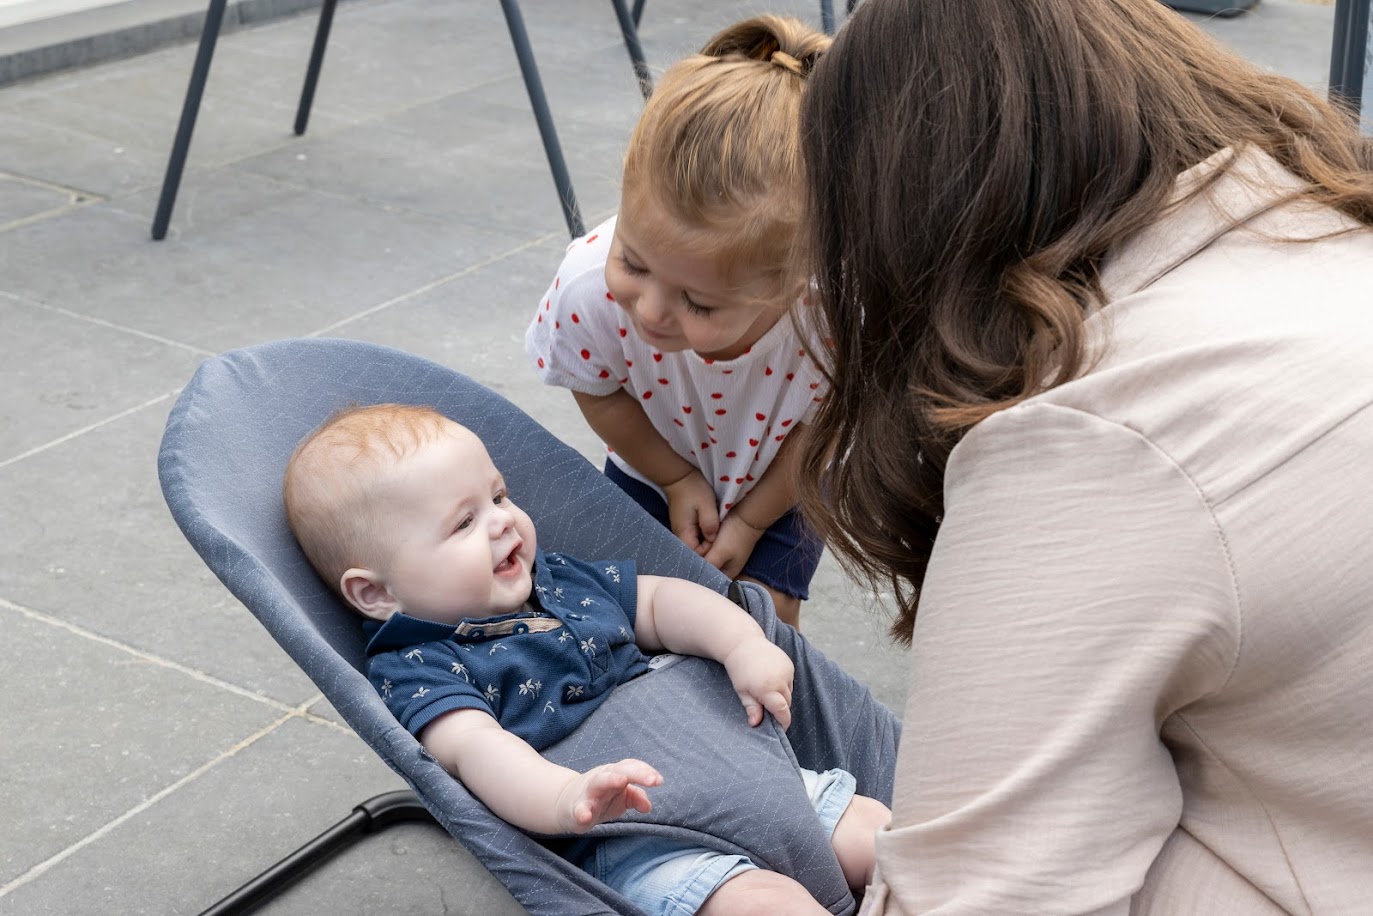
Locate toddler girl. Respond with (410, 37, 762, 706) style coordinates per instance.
(525, 16, 830, 628)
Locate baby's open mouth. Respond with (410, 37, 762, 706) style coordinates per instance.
(495, 542, 523, 575)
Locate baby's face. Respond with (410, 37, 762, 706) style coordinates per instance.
(370, 424, 538, 625)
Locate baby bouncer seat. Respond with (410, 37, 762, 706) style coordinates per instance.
(158, 337, 901, 915)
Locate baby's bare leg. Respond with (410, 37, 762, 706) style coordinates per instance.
(698, 869, 830, 916)
(830, 793, 891, 890)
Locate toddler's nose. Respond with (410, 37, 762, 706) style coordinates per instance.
(634, 288, 671, 326)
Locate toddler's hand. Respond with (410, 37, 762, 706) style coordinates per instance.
(722, 636, 794, 730)
(703, 513, 766, 579)
(557, 758, 663, 834)
(663, 470, 720, 556)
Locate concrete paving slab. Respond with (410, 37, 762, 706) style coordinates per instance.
(0, 398, 322, 705)
(0, 598, 287, 884)
(0, 173, 80, 226)
(0, 716, 514, 916)
(0, 292, 205, 461)
(0, 193, 531, 351)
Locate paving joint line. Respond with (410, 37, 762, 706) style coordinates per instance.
(0, 702, 311, 900)
(2, 291, 215, 356)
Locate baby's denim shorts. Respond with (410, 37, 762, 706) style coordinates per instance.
(603, 459, 825, 600)
(582, 766, 856, 916)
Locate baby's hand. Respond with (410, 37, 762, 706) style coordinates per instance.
(722, 636, 794, 729)
(558, 759, 663, 834)
(663, 470, 720, 556)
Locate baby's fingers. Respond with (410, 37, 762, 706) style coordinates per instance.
(611, 758, 663, 788)
(761, 690, 792, 730)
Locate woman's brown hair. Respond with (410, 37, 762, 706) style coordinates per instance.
(797, 0, 1373, 643)
(620, 15, 830, 303)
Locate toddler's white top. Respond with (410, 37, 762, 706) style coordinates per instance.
(524, 217, 828, 515)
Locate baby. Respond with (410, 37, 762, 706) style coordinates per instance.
(283, 403, 889, 915)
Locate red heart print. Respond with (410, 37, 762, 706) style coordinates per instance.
(711, 392, 723, 399)
(748, 438, 759, 447)
(735, 477, 744, 484)
(714, 409, 726, 416)
(580, 349, 591, 360)
(537, 358, 545, 368)
(642, 391, 653, 400)
(719, 475, 730, 482)
(653, 353, 663, 362)
(571, 312, 580, 323)
(765, 366, 773, 376)
(619, 328, 627, 338)
(598, 370, 609, 379)
(725, 451, 737, 458)
(755, 413, 766, 421)
(586, 234, 599, 243)
(785, 373, 794, 381)
(781, 419, 793, 427)
(673, 418, 684, 427)
(682, 406, 692, 414)
(605, 292, 615, 301)
(658, 378, 669, 385)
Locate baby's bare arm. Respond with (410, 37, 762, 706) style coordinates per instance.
(635, 576, 794, 728)
(420, 708, 662, 834)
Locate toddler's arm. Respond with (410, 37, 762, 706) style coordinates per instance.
(705, 424, 806, 578)
(420, 708, 662, 835)
(573, 390, 720, 553)
(634, 575, 793, 729)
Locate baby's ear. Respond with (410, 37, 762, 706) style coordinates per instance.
(340, 568, 399, 622)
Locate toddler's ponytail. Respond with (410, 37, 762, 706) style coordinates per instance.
(699, 15, 828, 80)
(620, 16, 832, 304)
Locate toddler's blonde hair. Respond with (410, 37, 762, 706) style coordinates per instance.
(621, 15, 830, 304)
(283, 403, 450, 597)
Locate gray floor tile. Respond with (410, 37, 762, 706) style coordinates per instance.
(0, 601, 286, 883)
(0, 195, 531, 352)
(0, 174, 84, 227)
(0, 109, 167, 196)
(0, 398, 320, 705)
(0, 716, 518, 916)
(102, 165, 308, 230)
(0, 293, 206, 462)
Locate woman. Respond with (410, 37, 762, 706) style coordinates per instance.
(797, 0, 1373, 912)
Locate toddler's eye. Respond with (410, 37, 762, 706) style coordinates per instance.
(683, 295, 714, 317)
(619, 256, 647, 276)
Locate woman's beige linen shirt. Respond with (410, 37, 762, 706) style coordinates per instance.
(864, 149, 1373, 915)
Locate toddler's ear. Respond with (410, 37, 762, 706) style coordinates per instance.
(340, 568, 399, 622)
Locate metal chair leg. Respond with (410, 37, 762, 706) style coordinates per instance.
(196, 790, 437, 916)
(294, 0, 339, 135)
(820, 0, 834, 35)
(151, 0, 230, 240)
(631, 0, 646, 28)
(610, 0, 651, 99)
(1329, 0, 1371, 118)
(499, 0, 585, 238)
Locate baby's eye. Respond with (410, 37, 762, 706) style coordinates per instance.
(455, 515, 474, 532)
(619, 256, 647, 276)
(493, 490, 507, 506)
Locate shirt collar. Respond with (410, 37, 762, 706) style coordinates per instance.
(362, 550, 561, 654)
(1098, 147, 1311, 303)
